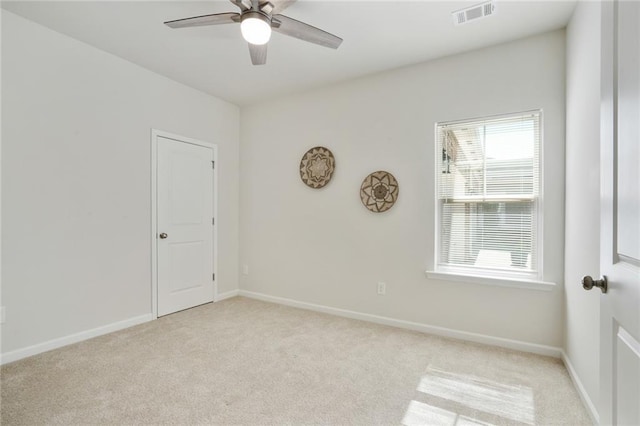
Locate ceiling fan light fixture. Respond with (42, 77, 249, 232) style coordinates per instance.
(241, 12, 271, 45)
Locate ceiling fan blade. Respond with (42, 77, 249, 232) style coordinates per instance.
(272, 14, 342, 49)
(263, 0, 296, 14)
(164, 12, 240, 29)
(249, 43, 268, 65)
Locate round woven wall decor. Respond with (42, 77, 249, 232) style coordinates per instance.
(360, 171, 399, 213)
(299, 146, 336, 189)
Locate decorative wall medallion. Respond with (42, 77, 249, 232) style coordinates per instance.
(299, 146, 335, 189)
(360, 171, 399, 213)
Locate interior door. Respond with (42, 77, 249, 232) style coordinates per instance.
(157, 136, 214, 317)
(599, 1, 640, 424)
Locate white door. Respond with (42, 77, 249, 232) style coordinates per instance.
(599, 1, 640, 424)
(157, 136, 214, 316)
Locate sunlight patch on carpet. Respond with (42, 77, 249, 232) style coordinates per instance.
(402, 400, 492, 426)
(415, 367, 535, 425)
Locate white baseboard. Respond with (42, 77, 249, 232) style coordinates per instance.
(561, 350, 599, 425)
(216, 289, 239, 302)
(2, 290, 238, 365)
(239, 290, 562, 358)
(0, 313, 153, 365)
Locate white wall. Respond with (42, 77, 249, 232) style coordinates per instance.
(564, 1, 601, 419)
(240, 31, 566, 348)
(1, 11, 240, 355)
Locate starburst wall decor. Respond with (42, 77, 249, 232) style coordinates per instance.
(299, 146, 336, 189)
(360, 171, 399, 213)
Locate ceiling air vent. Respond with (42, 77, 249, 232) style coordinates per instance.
(452, 1, 496, 26)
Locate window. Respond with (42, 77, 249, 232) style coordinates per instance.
(435, 111, 541, 280)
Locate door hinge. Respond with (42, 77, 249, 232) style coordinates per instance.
(212, 217, 215, 225)
(212, 273, 216, 281)
(211, 160, 215, 169)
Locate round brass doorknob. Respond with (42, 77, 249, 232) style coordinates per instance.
(582, 275, 608, 293)
(159, 233, 168, 239)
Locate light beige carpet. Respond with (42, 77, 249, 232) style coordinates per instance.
(1, 297, 591, 425)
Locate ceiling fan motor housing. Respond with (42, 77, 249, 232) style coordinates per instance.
(241, 10, 271, 23)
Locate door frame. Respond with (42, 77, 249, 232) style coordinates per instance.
(150, 129, 218, 319)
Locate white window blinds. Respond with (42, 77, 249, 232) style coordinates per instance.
(436, 111, 541, 276)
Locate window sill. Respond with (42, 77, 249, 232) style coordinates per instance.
(425, 270, 556, 291)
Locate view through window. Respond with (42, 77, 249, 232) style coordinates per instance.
(436, 111, 541, 277)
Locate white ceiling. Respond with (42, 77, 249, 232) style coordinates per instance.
(2, 0, 577, 106)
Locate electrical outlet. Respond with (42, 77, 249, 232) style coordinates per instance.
(1, 306, 5, 324)
(242, 264, 249, 275)
(377, 282, 386, 295)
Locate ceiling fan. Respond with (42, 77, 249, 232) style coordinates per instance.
(164, 0, 343, 66)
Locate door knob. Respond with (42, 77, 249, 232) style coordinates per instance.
(159, 233, 168, 239)
(582, 275, 608, 293)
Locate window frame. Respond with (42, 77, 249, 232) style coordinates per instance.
(431, 110, 548, 288)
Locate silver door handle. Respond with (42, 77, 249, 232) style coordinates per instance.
(582, 275, 607, 293)
(159, 233, 168, 239)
